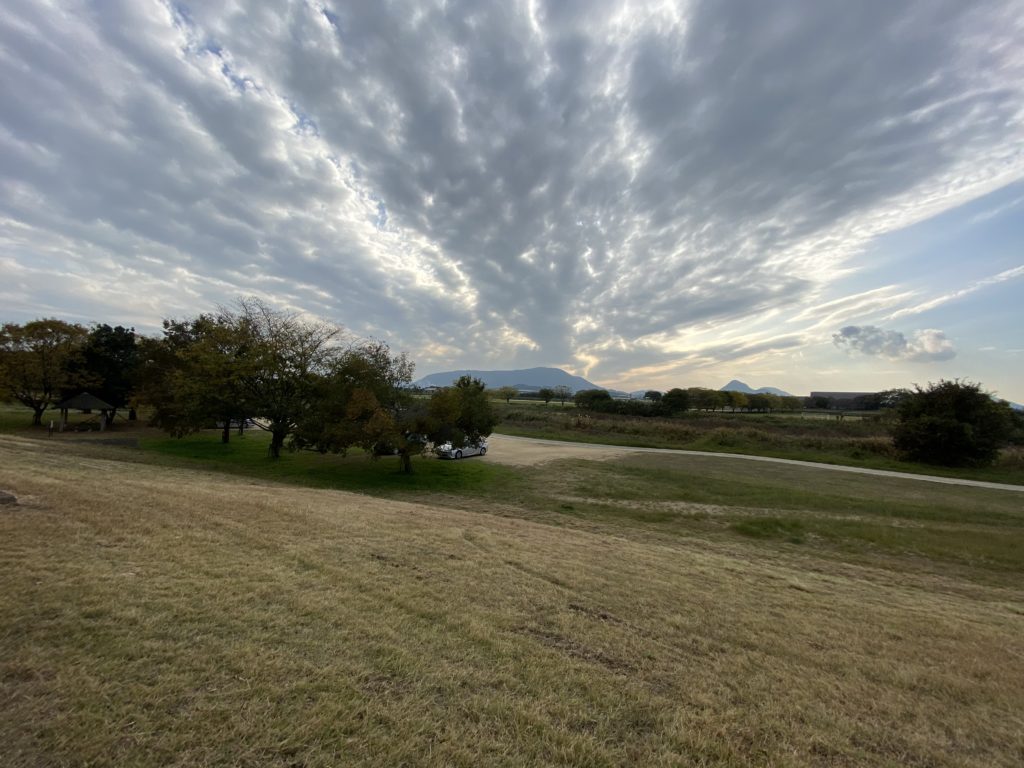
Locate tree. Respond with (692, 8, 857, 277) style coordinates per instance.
(661, 388, 689, 414)
(726, 390, 748, 412)
(495, 386, 519, 404)
(747, 393, 768, 412)
(780, 396, 804, 412)
(294, 367, 496, 475)
(538, 387, 555, 404)
(687, 387, 718, 411)
(0, 319, 91, 425)
(644, 390, 662, 402)
(232, 298, 345, 458)
(139, 313, 255, 444)
(291, 339, 419, 471)
(878, 388, 911, 409)
(69, 324, 141, 419)
(574, 389, 612, 409)
(892, 380, 1014, 467)
(553, 385, 572, 405)
(427, 376, 498, 456)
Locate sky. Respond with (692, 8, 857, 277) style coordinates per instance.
(1, 1, 1023, 400)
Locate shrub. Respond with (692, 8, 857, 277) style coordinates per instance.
(892, 380, 1014, 467)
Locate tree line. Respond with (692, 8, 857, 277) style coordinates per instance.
(568, 383, 1019, 467)
(0, 299, 496, 473)
(571, 388, 805, 415)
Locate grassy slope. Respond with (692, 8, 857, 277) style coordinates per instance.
(2, 433, 1024, 766)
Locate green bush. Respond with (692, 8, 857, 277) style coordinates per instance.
(892, 380, 1014, 467)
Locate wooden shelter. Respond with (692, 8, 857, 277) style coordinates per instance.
(56, 392, 115, 432)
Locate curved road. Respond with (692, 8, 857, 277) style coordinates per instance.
(487, 434, 1024, 493)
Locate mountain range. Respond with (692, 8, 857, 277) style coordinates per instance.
(414, 367, 601, 393)
(416, 368, 795, 398)
(719, 379, 793, 397)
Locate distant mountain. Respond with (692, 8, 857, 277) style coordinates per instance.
(414, 367, 600, 393)
(720, 379, 793, 397)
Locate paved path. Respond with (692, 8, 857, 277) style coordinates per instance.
(487, 434, 1024, 493)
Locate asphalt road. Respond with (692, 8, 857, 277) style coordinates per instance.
(486, 434, 1024, 493)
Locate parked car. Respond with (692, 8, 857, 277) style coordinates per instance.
(434, 439, 488, 459)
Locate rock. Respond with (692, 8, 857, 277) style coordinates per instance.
(0, 490, 17, 505)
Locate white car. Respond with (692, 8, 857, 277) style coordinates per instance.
(434, 439, 488, 459)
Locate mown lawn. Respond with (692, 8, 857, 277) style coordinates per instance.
(1, 434, 1023, 767)
(126, 429, 1024, 581)
(140, 430, 518, 496)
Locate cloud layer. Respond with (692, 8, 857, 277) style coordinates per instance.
(833, 326, 957, 363)
(1, 0, 1022, 385)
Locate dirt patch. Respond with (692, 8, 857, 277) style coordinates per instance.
(513, 625, 634, 673)
(483, 434, 630, 466)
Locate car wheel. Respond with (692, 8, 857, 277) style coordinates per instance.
(455, 450, 463, 459)
(479, 447, 487, 455)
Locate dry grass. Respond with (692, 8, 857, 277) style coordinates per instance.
(1, 435, 1023, 767)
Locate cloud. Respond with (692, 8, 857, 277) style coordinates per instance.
(0, 0, 1022, 382)
(885, 265, 1024, 321)
(832, 326, 956, 362)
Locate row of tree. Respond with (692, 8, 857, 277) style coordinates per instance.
(0, 301, 497, 473)
(490, 385, 573, 405)
(574, 388, 804, 415)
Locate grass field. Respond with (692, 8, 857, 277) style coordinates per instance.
(2, 428, 1023, 766)
(493, 401, 1024, 484)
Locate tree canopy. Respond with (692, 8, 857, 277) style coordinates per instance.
(0, 319, 91, 425)
(68, 324, 141, 417)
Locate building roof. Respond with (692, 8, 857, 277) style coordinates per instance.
(57, 392, 115, 411)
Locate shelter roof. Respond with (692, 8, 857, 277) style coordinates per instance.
(57, 392, 115, 411)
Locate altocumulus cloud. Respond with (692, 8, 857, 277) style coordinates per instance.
(1, 0, 1022, 381)
(833, 326, 956, 363)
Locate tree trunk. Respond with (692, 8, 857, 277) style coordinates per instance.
(398, 450, 413, 474)
(269, 428, 287, 459)
(32, 407, 44, 426)
(221, 421, 231, 444)
(128, 408, 137, 421)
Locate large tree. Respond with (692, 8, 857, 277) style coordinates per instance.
(291, 340, 419, 471)
(140, 313, 255, 443)
(427, 375, 498, 451)
(892, 380, 1015, 467)
(232, 298, 345, 458)
(67, 324, 140, 420)
(0, 319, 91, 425)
